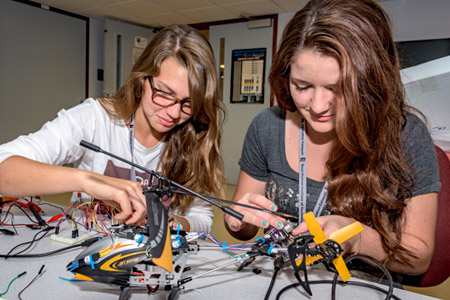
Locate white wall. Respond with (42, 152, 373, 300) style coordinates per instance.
(103, 19, 154, 96)
(89, 18, 105, 98)
(0, 0, 87, 144)
(277, 12, 296, 49)
(209, 22, 273, 184)
(379, 0, 450, 42)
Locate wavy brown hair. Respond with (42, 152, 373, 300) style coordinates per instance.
(270, 0, 417, 266)
(100, 24, 226, 212)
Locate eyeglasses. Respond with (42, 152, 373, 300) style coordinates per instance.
(146, 76, 192, 115)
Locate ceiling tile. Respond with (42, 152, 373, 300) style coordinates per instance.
(272, 0, 309, 12)
(222, 0, 284, 17)
(183, 6, 238, 23)
(33, 0, 99, 12)
(88, 0, 132, 5)
(109, 0, 170, 17)
(82, 6, 135, 20)
(146, 0, 214, 12)
(30, 0, 304, 28)
(137, 13, 198, 27)
(207, 0, 247, 4)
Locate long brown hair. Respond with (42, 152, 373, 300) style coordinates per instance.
(100, 24, 226, 212)
(270, 0, 417, 266)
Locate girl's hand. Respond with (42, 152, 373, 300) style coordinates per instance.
(81, 172, 147, 225)
(169, 214, 190, 232)
(224, 192, 285, 232)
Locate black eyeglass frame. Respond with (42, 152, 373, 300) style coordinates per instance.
(145, 76, 192, 115)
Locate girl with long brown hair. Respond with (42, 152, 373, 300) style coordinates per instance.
(0, 24, 225, 232)
(225, 0, 440, 276)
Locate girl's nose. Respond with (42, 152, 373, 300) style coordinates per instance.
(165, 102, 182, 119)
(310, 88, 333, 114)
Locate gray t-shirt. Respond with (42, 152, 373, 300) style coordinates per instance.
(239, 106, 441, 221)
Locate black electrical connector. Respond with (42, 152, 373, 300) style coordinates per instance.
(18, 271, 27, 277)
(38, 264, 45, 275)
(26, 225, 41, 230)
(264, 256, 285, 300)
(178, 277, 192, 285)
(252, 267, 262, 274)
(0, 229, 15, 235)
(81, 237, 101, 247)
(29, 204, 48, 228)
(274, 255, 285, 270)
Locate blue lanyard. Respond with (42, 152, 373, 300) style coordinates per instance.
(129, 113, 136, 181)
(298, 117, 329, 223)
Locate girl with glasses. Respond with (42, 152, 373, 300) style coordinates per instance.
(0, 24, 225, 232)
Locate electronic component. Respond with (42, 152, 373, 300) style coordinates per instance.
(51, 227, 101, 245)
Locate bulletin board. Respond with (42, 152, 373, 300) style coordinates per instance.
(230, 48, 266, 103)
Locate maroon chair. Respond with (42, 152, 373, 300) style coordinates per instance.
(418, 145, 450, 287)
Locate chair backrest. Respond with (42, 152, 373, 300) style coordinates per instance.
(419, 145, 450, 287)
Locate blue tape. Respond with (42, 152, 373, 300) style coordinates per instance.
(68, 262, 78, 271)
(222, 241, 227, 252)
(174, 222, 181, 246)
(58, 276, 83, 282)
(255, 238, 265, 245)
(137, 234, 144, 244)
(89, 254, 95, 270)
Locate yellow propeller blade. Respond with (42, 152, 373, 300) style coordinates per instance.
(333, 256, 351, 282)
(329, 221, 363, 244)
(303, 212, 327, 244)
(299, 212, 364, 283)
(296, 254, 322, 267)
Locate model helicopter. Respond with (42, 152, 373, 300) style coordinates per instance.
(66, 141, 248, 299)
(66, 140, 364, 300)
(67, 220, 201, 300)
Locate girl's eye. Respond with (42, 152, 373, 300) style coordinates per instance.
(295, 85, 309, 91)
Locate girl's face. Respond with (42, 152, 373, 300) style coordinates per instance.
(140, 57, 192, 137)
(289, 49, 340, 137)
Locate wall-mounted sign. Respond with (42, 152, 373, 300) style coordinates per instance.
(132, 48, 144, 64)
(230, 48, 266, 104)
(134, 36, 148, 48)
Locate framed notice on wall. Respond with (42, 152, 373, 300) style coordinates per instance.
(230, 48, 266, 103)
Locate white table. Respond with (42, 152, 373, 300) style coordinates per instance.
(0, 200, 438, 300)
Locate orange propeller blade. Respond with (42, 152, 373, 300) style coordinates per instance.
(303, 212, 327, 244)
(152, 224, 173, 273)
(329, 221, 363, 244)
(333, 256, 351, 282)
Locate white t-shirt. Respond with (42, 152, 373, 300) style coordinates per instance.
(0, 98, 213, 232)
